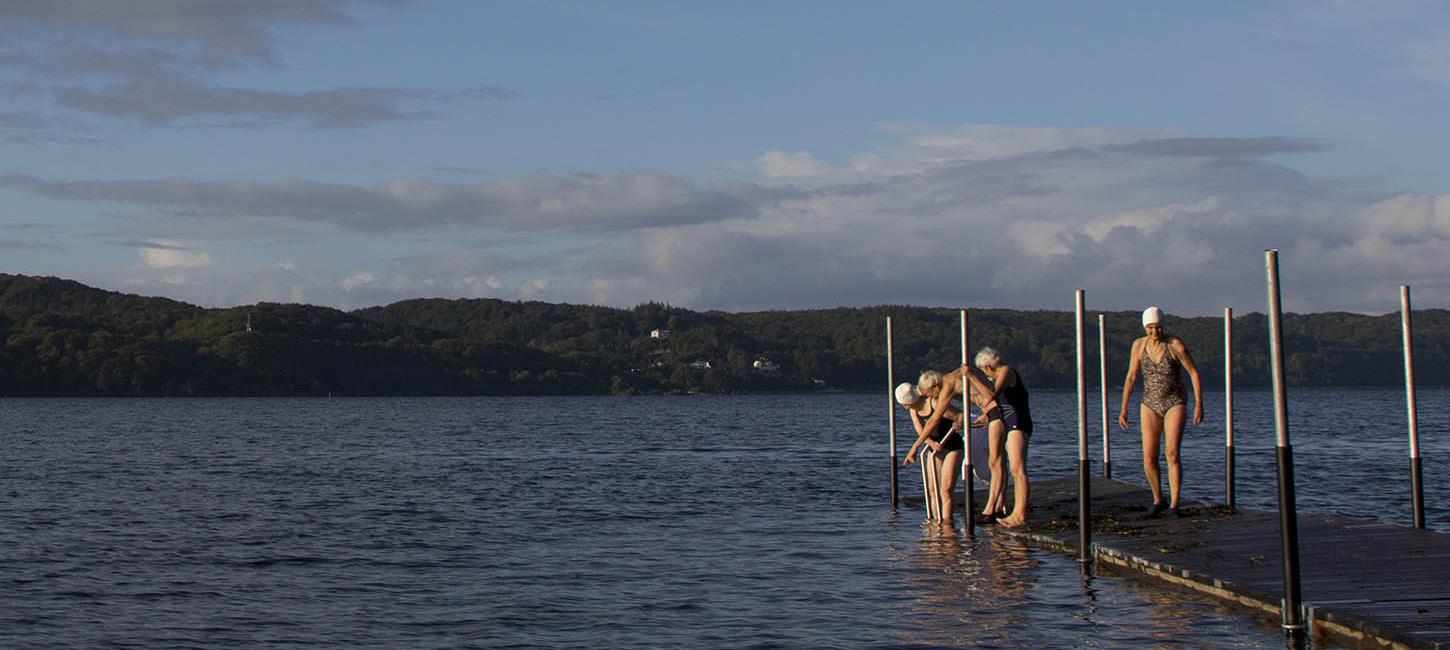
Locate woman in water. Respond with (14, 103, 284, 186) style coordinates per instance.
(974, 347, 1033, 528)
(900, 371, 966, 522)
(1117, 306, 1204, 518)
(913, 367, 1001, 524)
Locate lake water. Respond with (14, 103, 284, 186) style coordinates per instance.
(1, 388, 1444, 648)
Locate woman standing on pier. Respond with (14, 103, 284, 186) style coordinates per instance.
(1117, 306, 1204, 518)
(974, 347, 1033, 528)
(899, 372, 966, 522)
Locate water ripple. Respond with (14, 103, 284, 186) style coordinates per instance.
(0, 392, 1397, 647)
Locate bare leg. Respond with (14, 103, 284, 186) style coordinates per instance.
(998, 430, 1031, 528)
(983, 421, 1008, 516)
(1140, 403, 1165, 506)
(938, 450, 962, 523)
(1163, 405, 1187, 508)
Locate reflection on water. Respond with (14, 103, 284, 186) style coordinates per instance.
(0, 393, 1387, 647)
(888, 517, 1336, 649)
(905, 528, 1039, 647)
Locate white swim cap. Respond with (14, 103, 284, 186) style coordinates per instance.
(1142, 306, 1163, 327)
(894, 382, 920, 406)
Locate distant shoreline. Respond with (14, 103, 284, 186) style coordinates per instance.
(3, 273, 1447, 397)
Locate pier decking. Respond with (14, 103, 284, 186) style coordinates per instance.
(910, 476, 1450, 649)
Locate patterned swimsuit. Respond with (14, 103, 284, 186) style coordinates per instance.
(1141, 341, 1187, 418)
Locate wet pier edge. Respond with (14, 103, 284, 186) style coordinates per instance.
(910, 476, 1450, 649)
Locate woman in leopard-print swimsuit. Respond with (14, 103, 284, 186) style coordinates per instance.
(1118, 306, 1203, 519)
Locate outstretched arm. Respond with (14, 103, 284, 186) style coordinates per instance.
(1173, 338, 1205, 425)
(904, 409, 929, 465)
(1118, 338, 1144, 430)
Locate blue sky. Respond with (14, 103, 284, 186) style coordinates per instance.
(4, 1, 1450, 315)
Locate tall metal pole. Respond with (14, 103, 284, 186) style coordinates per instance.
(1402, 286, 1425, 529)
(887, 316, 898, 509)
(1099, 314, 1110, 479)
(1076, 290, 1091, 564)
(961, 309, 976, 534)
(925, 449, 940, 519)
(1266, 250, 1305, 637)
(1225, 307, 1235, 512)
(921, 449, 935, 519)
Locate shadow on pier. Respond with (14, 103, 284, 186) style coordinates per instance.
(906, 476, 1450, 649)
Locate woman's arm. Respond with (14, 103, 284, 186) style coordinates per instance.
(986, 365, 1011, 401)
(963, 367, 1001, 412)
(924, 367, 1000, 436)
(904, 408, 933, 464)
(1173, 337, 1205, 425)
(1118, 338, 1144, 430)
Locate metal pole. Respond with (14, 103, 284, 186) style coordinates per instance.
(888, 317, 898, 509)
(1266, 249, 1305, 637)
(925, 448, 939, 520)
(920, 448, 932, 519)
(1076, 290, 1091, 563)
(1402, 285, 1425, 529)
(1099, 314, 1110, 479)
(961, 309, 975, 534)
(1225, 307, 1235, 512)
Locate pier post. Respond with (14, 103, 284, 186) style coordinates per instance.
(887, 316, 898, 509)
(1075, 289, 1091, 564)
(1099, 314, 1110, 479)
(961, 309, 975, 534)
(1266, 250, 1305, 637)
(1401, 286, 1425, 529)
(1225, 307, 1235, 512)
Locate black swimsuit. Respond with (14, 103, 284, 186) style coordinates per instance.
(995, 370, 1033, 436)
(920, 405, 965, 455)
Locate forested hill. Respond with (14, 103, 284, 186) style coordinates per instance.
(0, 273, 1445, 396)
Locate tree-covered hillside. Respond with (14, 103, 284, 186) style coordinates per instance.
(0, 273, 1444, 396)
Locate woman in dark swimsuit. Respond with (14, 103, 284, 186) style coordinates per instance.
(975, 347, 1033, 528)
(1117, 306, 1204, 518)
(900, 372, 966, 522)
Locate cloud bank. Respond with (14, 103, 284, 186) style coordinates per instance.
(0, 0, 513, 132)
(13, 126, 1449, 314)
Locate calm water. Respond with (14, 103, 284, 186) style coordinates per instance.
(1, 388, 1444, 648)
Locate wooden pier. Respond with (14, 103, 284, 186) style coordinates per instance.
(936, 476, 1450, 649)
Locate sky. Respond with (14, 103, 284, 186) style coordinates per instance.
(4, 1, 1450, 316)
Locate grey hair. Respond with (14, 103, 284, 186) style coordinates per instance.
(975, 346, 1002, 369)
(917, 370, 943, 395)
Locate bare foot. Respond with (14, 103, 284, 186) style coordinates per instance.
(998, 514, 1026, 528)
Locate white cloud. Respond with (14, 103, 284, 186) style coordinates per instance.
(756, 150, 829, 178)
(340, 272, 375, 290)
(138, 242, 211, 268)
